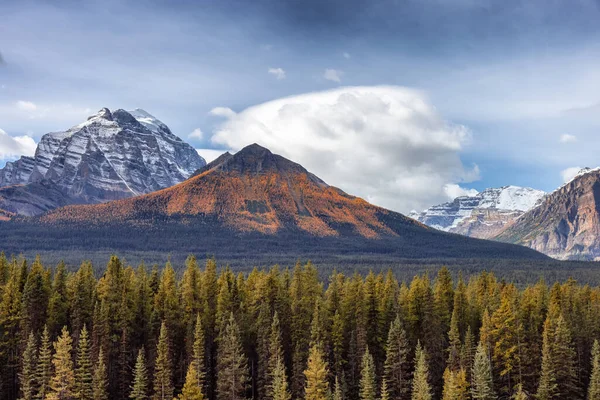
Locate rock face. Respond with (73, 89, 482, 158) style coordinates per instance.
(0, 108, 205, 216)
(0, 144, 547, 262)
(495, 168, 600, 260)
(411, 186, 546, 239)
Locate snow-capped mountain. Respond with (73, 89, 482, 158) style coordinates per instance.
(0, 108, 206, 216)
(411, 186, 546, 239)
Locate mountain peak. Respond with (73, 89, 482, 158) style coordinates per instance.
(88, 107, 113, 121)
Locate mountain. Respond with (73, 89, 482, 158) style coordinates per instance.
(411, 186, 546, 239)
(0, 108, 206, 216)
(495, 168, 600, 260)
(0, 144, 547, 265)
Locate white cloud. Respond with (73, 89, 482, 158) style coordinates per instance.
(343, 52, 351, 59)
(0, 128, 37, 159)
(559, 134, 577, 143)
(443, 184, 479, 200)
(210, 86, 478, 213)
(16, 100, 37, 111)
(324, 69, 343, 83)
(210, 107, 237, 119)
(188, 128, 203, 140)
(561, 166, 583, 183)
(196, 148, 229, 163)
(268, 68, 286, 80)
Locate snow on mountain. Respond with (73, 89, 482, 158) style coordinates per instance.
(0, 108, 207, 215)
(412, 186, 546, 233)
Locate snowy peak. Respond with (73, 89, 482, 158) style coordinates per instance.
(127, 108, 171, 136)
(476, 186, 546, 212)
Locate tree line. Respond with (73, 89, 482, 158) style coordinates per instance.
(1, 253, 600, 400)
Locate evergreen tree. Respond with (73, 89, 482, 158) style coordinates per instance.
(511, 384, 527, 400)
(47, 262, 69, 338)
(20, 256, 49, 338)
(153, 322, 173, 400)
(384, 316, 411, 400)
(442, 368, 469, 400)
(380, 379, 390, 400)
(588, 340, 600, 400)
(36, 326, 53, 400)
(179, 315, 205, 400)
(359, 348, 376, 400)
(333, 377, 343, 400)
(92, 349, 109, 400)
(471, 341, 495, 400)
(76, 326, 94, 400)
(19, 332, 37, 400)
(47, 326, 76, 400)
(271, 356, 291, 400)
(411, 342, 432, 400)
(130, 349, 149, 400)
(304, 344, 329, 400)
(217, 313, 248, 400)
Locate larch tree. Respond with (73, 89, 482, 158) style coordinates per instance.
(411, 342, 432, 400)
(76, 325, 94, 400)
(153, 321, 174, 400)
(47, 326, 76, 400)
(441, 368, 469, 400)
(588, 340, 600, 400)
(471, 341, 496, 400)
(130, 348, 149, 400)
(359, 348, 376, 400)
(304, 343, 329, 400)
(217, 313, 248, 400)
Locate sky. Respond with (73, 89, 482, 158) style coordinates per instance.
(1, 0, 600, 213)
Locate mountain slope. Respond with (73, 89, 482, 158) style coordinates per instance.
(0, 108, 206, 216)
(412, 186, 545, 239)
(495, 168, 600, 260)
(0, 144, 547, 263)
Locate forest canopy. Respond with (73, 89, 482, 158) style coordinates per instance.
(1, 253, 600, 400)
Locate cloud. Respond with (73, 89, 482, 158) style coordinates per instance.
(260, 44, 273, 51)
(443, 184, 478, 200)
(561, 166, 583, 183)
(210, 86, 477, 213)
(268, 68, 286, 80)
(343, 52, 351, 59)
(188, 128, 203, 140)
(0, 52, 5, 66)
(0, 128, 37, 159)
(16, 101, 38, 112)
(210, 107, 237, 119)
(196, 148, 229, 163)
(559, 134, 577, 143)
(324, 69, 343, 83)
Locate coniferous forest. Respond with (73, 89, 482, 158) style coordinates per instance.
(3, 254, 600, 400)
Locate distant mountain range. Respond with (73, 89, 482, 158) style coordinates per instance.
(0, 108, 205, 216)
(0, 144, 545, 264)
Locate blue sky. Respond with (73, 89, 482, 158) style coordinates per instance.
(1, 0, 600, 212)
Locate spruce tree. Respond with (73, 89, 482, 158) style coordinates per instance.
(271, 356, 291, 400)
(384, 316, 411, 400)
(153, 321, 174, 400)
(411, 342, 432, 400)
(217, 313, 248, 400)
(267, 312, 284, 400)
(47, 326, 76, 400)
(130, 348, 149, 400)
(304, 344, 329, 400)
(471, 341, 495, 400)
(93, 349, 109, 400)
(359, 348, 376, 400)
(36, 326, 53, 400)
(511, 384, 527, 400)
(588, 340, 600, 400)
(76, 325, 94, 400)
(333, 377, 343, 400)
(380, 379, 390, 400)
(19, 332, 37, 400)
(178, 315, 205, 400)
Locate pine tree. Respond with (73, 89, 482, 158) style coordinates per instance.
(271, 356, 291, 400)
(47, 262, 69, 338)
(333, 376, 343, 400)
(19, 332, 37, 400)
(442, 368, 469, 400)
(217, 313, 248, 400)
(511, 384, 527, 400)
(471, 341, 495, 400)
(411, 342, 432, 400)
(359, 348, 376, 400)
(588, 340, 600, 400)
(93, 349, 109, 400)
(380, 379, 390, 400)
(130, 349, 149, 400)
(384, 316, 411, 400)
(153, 322, 173, 400)
(304, 344, 329, 400)
(178, 315, 205, 400)
(267, 312, 284, 400)
(47, 326, 76, 400)
(76, 326, 94, 400)
(36, 326, 53, 400)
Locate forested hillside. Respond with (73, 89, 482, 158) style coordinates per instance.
(2, 254, 600, 400)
